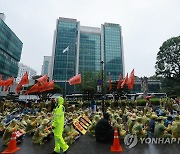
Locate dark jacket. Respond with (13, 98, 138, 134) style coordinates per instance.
(150, 119, 156, 133)
(95, 118, 114, 143)
(90, 99, 96, 109)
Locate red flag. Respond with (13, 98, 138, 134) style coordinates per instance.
(46, 80, 54, 91)
(4, 77, 14, 91)
(39, 82, 48, 92)
(68, 74, 81, 85)
(39, 80, 55, 92)
(109, 75, 112, 91)
(127, 69, 135, 90)
(24, 83, 39, 95)
(16, 85, 21, 94)
(0, 80, 5, 86)
(36, 75, 48, 85)
(19, 72, 29, 86)
(16, 72, 29, 93)
(3, 77, 14, 86)
(117, 74, 123, 89)
(121, 73, 128, 88)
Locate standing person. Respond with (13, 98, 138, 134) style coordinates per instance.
(118, 97, 122, 108)
(51, 98, 56, 112)
(51, 96, 69, 154)
(90, 98, 96, 114)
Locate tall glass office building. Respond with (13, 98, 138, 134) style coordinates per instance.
(0, 14, 23, 79)
(51, 18, 78, 92)
(102, 23, 124, 80)
(51, 17, 124, 94)
(79, 26, 101, 74)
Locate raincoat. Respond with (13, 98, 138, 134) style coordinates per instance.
(52, 96, 69, 153)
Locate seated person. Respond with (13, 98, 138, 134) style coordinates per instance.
(25, 116, 37, 136)
(32, 119, 51, 144)
(164, 116, 173, 127)
(88, 115, 100, 136)
(0, 116, 6, 135)
(63, 119, 80, 144)
(95, 113, 114, 144)
(154, 117, 166, 138)
(132, 117, 147, 139)
(3, 119, 17, 145)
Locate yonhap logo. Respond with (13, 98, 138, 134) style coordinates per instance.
(124, 134, 138, 148)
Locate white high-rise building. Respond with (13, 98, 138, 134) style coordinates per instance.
(16, 63, 37, 83)
(41, 56, 51, 77)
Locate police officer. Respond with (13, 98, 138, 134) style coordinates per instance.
(51, 96, 69, 154)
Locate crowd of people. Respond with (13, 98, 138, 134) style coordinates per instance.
(0, 98, 92, 151)
(0, 96, 180, 152)
(89, 97, 180, 143)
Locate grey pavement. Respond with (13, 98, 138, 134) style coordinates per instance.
(0, 133, 180, 154)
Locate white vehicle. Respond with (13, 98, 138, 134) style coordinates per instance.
(105, 94, 114, 100)
(150, 93, 167, 98)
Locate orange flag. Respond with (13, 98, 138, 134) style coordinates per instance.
(0, 79, 5, 86)
(39, 80, 55, 92)
(16, 72, 29, 93)
(121, 73, 128, 88)
(4, 77, 14, 91)
(127, 69, 135, 90)
(117, 74, 123, 89)
(39, 82, 48, 93)
(24, 83, 39, 95)
(36, 75, 48, 85)
(109, 75, 112, 91)
(68, 74, 81, 85)
(45, 80, 54, 91)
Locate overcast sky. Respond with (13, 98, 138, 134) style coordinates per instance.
(1, 0, 180, 77)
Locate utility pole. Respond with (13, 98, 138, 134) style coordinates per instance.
(101, 60, 105, 113)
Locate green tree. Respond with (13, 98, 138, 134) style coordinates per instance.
(155, 36, 180, 96)
(77, 71, 101, 99)
(155, 36, 180, 81)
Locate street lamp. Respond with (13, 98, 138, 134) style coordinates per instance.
(82, 50, 90, 87)
(101, 60, 105, 113)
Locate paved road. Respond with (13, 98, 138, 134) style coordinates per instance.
(1, 133, 180, 154)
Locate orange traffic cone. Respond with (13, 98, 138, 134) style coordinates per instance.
(2, 130, 20, 154)
(111, 127, 123, 152)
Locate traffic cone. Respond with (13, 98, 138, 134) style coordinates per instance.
(111, 127, 123, 152)
(2, 130, 20, 154)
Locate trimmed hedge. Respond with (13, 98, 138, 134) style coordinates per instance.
(68, 98, 161, 108)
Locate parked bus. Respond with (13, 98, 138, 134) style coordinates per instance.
(150, 93, 167, 98)
(126, 93, 167, 100)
